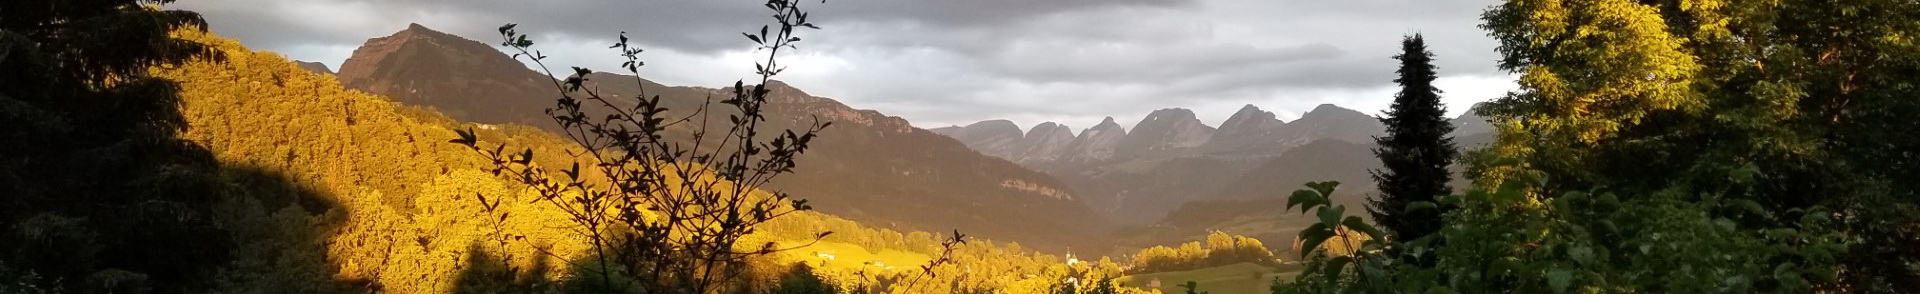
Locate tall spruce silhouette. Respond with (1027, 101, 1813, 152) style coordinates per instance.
(1, 0, 234, 290)
(1366, 34, 1456, 244)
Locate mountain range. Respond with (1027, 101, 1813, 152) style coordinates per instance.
(932, 101, 1495, 225)
(325, 24, 1107, 251)
(303, 23, 1496, 254)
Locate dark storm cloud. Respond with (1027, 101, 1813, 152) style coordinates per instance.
(170, 0, 1515, 130)
(176, 0, 1190, 54)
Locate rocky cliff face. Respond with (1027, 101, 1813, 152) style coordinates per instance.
(1272, 104, 1383, 147)
(1217, 104, 1285, 138)
(1117, 108, 1215, 158)
(1014, 122, 1076, 162)
(930, 120, 1024, 159)
(1066, 117, 1127, 163)
(335, 24, 1107, 251)
(1201, 104, 1287, 154)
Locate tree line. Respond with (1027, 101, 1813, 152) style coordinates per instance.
(1280, 0, 1920, 293)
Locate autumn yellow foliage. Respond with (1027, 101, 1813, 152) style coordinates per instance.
(152, 29, 1109, 293)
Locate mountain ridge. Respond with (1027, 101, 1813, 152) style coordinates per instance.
(936, 103, 1495, 224)
(333, 24, 1108, 251)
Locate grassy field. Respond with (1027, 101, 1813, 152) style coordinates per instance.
(1116, 262, 1300, 294)
(776, 241, 933, 274)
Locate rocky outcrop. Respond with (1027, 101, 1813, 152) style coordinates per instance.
(1014, 122, 1076, 162)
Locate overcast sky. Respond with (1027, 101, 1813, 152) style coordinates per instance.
(174, 0, 1515, 132)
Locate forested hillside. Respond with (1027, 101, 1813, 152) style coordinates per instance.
(0, 27, 1132, 293)
(333, 25, 1109, 252)
(8, 0, 1919, 293)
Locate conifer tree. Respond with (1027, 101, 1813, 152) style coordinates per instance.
(1365, 34, 1456, 244)
(0, 0, 228, 290)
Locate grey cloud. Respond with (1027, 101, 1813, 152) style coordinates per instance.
(989, 40, 1344, 83)
(180, 0, 1187, 55)
(170, 0, 1514, 131)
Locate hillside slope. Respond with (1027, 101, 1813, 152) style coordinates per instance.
(333, 24, 1107, 251)
(158, 30, 1092, 293)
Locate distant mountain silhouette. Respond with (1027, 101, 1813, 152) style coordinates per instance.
(1201, 104, 1286, 154)
(935, 103, 1496, 224)
(294, 61, 333, 75)
(928, 120, 1023, 159)
(334, 24, 1107, 251)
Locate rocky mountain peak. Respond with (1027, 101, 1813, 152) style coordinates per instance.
(1092, 117, 1120, 131)
(968, 120, 1023, 137)
(1064, 117, 1128, 162)
(1299, 104, 1367, 121)
(933, 120, 1025, 159)
(1227, 104, 1273, 122)
(1135, 108, 1198, 125)
(1277, 103, 1382, 145)
(1200, 104, 1288, 154)
(1026, 122, 1071, 138)
(335, 24, 553, 127)
(1013, 122, 1077, 163)
(1218, 104, 1283, 136)
(1118, 108, 1215, 157)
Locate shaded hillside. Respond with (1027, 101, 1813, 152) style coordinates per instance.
(1044, 153, 1266, 219)
(333, 24, 1106, 251)
(1120, 122, 1491, 253)
(1120, 139, 1376, 249)
(1207, 139, 1378, 201)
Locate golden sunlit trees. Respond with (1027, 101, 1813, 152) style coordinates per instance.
(147, 25, 1091, 294)
(154, 29, 603, 293)
(449, 1, 843, 292)
(1479, 0, 1920, 291)
(1127, 232, 1277, 274)
(1283, 0, 1918, 293)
